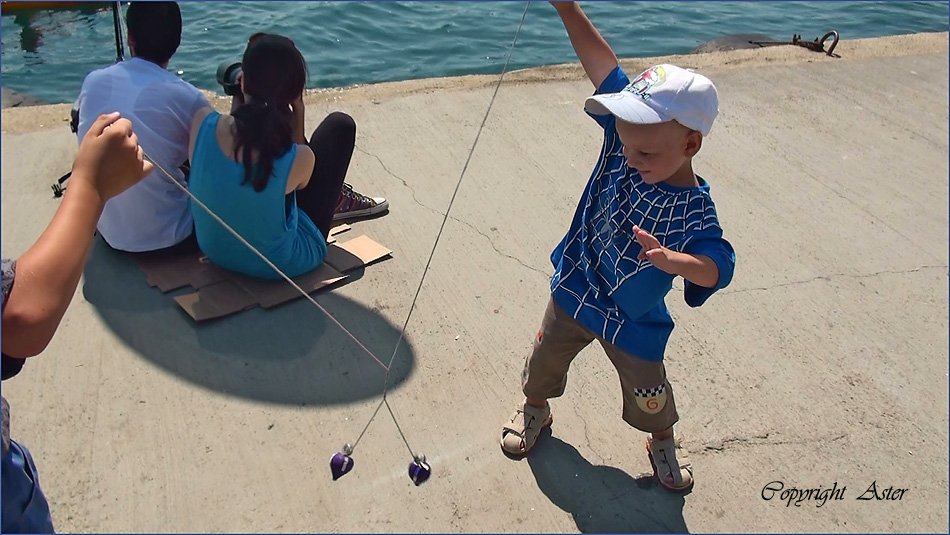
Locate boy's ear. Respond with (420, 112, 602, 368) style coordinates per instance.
(684, 130, 703, 158)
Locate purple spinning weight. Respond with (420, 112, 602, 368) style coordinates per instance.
(408, 455, 432, 486)
(330, 450, 354, 481)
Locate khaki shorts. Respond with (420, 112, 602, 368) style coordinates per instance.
(521, 298, 679, 433)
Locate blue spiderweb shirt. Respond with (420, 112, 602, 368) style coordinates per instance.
(550, 66, 736, 362)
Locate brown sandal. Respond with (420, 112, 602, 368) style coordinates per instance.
(647, 436, 694, 492)
(500, 402, 552, 457)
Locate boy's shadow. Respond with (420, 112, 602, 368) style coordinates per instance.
(81, 238, 414, 406)
(527, 430, 690, 534)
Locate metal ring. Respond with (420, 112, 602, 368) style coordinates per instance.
(820, 30, 840, 56)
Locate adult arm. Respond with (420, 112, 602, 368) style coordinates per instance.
(552, 2, 619, 89)
(188, 107, 215, 163)
(285, 94, 314, 191)
(1, 113, 152, 357)
(290, 95, 307, 145)
(288, 146, 315, 193)
(229, 74, 245, 115)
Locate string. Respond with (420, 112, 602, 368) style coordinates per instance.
(348, 0, 532, 455)
(141, 154, 389, 372)
(140, 0, 531, 464)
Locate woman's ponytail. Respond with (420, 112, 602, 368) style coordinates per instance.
(232, 101, 293, 192)
(230, 33, 308, 192)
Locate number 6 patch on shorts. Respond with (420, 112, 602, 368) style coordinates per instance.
(633, 384, 667, 415)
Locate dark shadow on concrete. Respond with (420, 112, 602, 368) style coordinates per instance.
(527, 430, 689, 534)
(81, 238, 413, 406)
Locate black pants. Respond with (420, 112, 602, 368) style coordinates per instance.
(295, 112, 355, 239)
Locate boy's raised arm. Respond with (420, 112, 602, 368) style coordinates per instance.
(552, 1, 619, 89)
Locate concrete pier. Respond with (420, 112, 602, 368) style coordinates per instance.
(1, 32, 947, 533)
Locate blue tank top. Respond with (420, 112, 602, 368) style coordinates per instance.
(189, 112, 326, 279)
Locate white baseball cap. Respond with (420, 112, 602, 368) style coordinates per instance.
(585, 64, 719, 136)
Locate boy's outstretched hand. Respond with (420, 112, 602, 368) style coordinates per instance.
(634, 225, 721, 288)
(634, 226, 677, 274)
(72, 112, 153, 201)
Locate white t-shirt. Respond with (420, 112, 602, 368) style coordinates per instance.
(76, 57, 209, 252)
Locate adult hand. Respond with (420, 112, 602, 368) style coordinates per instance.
(233, 72, 246, 105)
(228, 72, 246, 114)
(72, 112, 153, 201)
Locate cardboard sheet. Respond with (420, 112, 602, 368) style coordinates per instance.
(326, 234, 393, 272)
(326, 223, 350, 244)
(228, 263, 347, 309)
(135, 226, 391, 322)
(135, 252, 226, 292)
(174, 280, 258, 321)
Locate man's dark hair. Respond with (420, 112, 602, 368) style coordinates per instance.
(126, 2, 182, 65)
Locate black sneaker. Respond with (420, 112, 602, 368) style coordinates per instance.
(333, 183, 389, 221)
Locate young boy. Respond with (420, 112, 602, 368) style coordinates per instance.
(500, 2, 735, 492)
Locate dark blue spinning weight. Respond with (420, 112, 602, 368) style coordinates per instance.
(330, 444, 355, 481)
(408, 454, 432, 486)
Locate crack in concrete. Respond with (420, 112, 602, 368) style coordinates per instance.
(358, 146, 946, 303)
(355, 144, 442, 215)
(691, 432, 847, 454)
(357, 144, 550, 279)
(570, 394, 605, 464)
(450, 217, 551, 279)
(696, 432, 772, 453)
(723, 265, 948, 296)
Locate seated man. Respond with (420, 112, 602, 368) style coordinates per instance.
(77, 2, 388, 255)
(76, 1, 207, 253)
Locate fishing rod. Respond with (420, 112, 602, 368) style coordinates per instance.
(55, 1, 124, 196)
(111, 0, 124, 62)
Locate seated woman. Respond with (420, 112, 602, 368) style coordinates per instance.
(188, 33, 355, 279)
